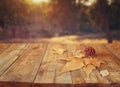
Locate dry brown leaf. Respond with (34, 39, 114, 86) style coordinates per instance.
(83, 58, 93, 65)
(74, 53, 84, 58)
(59, 59, 84, 75)
(70, 50, 84, 58)
(58, 49, 105, 76)
(57, 57, 73, 64)
(83, 64, 96, 77)
(91, 58, 105, 67)
(83, 58, 104, 67)
(58, 57, 75, 62)
(53, 48, 66, 54)
(58, 57, 104, 75)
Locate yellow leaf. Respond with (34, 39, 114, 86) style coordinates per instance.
(59, 59, 84, 75)
(92, 58, 105, 67)
(83, 58, 104, 67)
(74, 52, 84, 58)
(83, 64, 96, 77)
(70, 50, 84, 58)
(53, 48, 66, 54)
(58, 57, 75, 62)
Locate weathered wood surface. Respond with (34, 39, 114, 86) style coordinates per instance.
(0, 42, 120, 87)
(66, 43, 120, 87)
(0, 43, 48, 87)
(34, 43, 56, 85)
(0, 43, 10, 54)
(105, 42, 120, 59)
(0, 44, 29, 76)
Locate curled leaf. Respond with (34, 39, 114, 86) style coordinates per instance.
(100, 70, 110, 77)
(53, 48, 66, 54)
(58, 57, 75, 62)
(83, 64, 96, 77)
(70, 50, 84, 58)
(59, 59, 84, 75)
(83, 58, 104, 67)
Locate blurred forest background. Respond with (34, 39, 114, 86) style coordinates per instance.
(0, 0, 120, 42)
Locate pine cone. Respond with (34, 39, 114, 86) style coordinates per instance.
(84, 46, 96, 57)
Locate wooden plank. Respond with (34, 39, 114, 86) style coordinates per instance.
(95, 44, 120, 70)
(83, 44, 112, 84)
(34, 43, 56, 87)
(34, 43, 72, 87)
(0, 43, 48, 87)
(81, 44, 120, 86)
(0, 43, 10, 54)
(93, 44, 120, 84)
(66, 43, 120, 86)
(66, 43, 92, 85)
(66, 43, 94, 85)
(0, 81, 14, 87)
(105, 42, 120, 60)
(54, 43, 72, 87)
(0, 81, 31, 87)
(0, 43, 29, 76)
(74, 83, 111, 87)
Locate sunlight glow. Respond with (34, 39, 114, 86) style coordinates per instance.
(32, 0, 49, 3)
(81, 0, 97, 6)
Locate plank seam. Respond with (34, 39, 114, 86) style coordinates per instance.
(66, 44, 74, 85)
(53, 55, 58, 84)
(104, 45, 120, 60)
(0, 44, 11, 55)
(0, 44, 30, 77)
(32, 42, 49, 86)
(70, 71, 74, 85)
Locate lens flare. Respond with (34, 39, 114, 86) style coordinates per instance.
(32, 0, 49, 3)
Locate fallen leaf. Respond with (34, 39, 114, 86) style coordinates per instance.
(83, 58, 104, 67)
(70, 49, 77, 53)
(58, 57, 105, 75)
(70, 50, 84, 58)
(59, 59, 84, 75)
(53, 48, 66, 54)
(74, 52, 84, 58)
(83, 64, 96, 77)
(58, 49, 105, 76)
(57, 57, 72, 64)
(58, 57, 75, 62)
(100, 70, 110, 77)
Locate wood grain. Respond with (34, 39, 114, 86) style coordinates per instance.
(34, 43, 56, 85)
(93, 44, 120, 84)
(105, 42, 120, 60)
(0, 81, 31, 87)
(66, 43, 88, 84)
(54, 43, 72, 86)
(0, 43, 10, 54)
(0, 43, 120, 87)
(0, 44, 29, 76)
(0, 43, 48, 87)
(66, 44, 120, 86)
(34, 43, 72, 87)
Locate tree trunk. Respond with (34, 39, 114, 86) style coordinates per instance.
(98, 0, 112, 43)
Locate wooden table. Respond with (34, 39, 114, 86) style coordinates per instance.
(0, 42, 120, 87)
